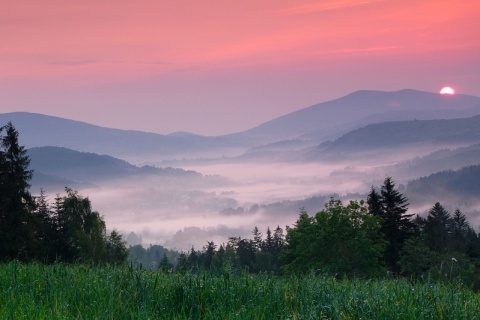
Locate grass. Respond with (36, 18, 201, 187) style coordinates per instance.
(0, 261, 479, 319)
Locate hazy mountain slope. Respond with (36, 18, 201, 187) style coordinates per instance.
(234, 89, 480, 142)
(27, 146, 201, 183)
(386, 143, 480, 178)
(406, 165, 480, 205)
(0, 112, 249, 162)
(317, 115, 480, 153)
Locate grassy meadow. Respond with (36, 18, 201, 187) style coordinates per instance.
(0, 262, 479, 319)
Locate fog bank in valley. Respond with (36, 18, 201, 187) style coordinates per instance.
(34, 146, 472, 251)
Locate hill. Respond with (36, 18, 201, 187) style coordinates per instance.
(305, 115, 480, 160)
(406, 165, 480, 205)
(27, 146, 201, 190)
(385, 143, 480, 178)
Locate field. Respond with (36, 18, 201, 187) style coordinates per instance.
(0, 262, 479, 319)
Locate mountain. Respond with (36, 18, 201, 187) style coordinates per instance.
(0, 112, 249, 163)
(234, 89, 480, 142)
(305, 115, 480, 160)
(27, 146, 201, 189)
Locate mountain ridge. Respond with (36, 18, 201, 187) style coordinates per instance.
(3, 89, 480, 162)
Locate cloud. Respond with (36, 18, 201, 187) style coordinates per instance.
(336, 46, 398, 53)
(279, 0, 383, 15)
(48, 60, 99, 66)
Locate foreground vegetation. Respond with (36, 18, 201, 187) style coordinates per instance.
(3, 122, 480, 318)
(1, 262, 479, 319)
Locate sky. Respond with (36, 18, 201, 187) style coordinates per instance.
(1, 0, 480, 136)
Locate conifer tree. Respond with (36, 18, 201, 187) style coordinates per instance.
(450, 209, 469, 252)
(424, 203, 452, 253)
(0, 122, 37, 261)
(368, 177, 413, 272)
(252, 226, 262, 252)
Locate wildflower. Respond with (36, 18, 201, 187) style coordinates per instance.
(451, 257, 457, 262)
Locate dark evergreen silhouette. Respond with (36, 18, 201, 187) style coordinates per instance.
(424, 203, 452, 253)
(0, 122, 37, 261)
(368, 177, 414, 272)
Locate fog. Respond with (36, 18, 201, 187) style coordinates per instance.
(34, 144, 480, 251)
(34, 160, 375, 250)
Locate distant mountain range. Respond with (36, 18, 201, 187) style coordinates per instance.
(2, 89, 480, 162)
(0, 112, 248, 163)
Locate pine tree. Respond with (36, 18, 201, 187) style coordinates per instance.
(366, 187, 383, 217)
(262, 227, 274, 253)
(252, 226, 262, 252)
(33, 189, 56, 262)
(368, 177, 414, 272)
(450, 209, 469, 252)
(158, 253, 173, 272)
(0, 122, 37, 261)
(203, 241, 217, 269)
(424, 203, 452, 253)
(272, 225, 285, 256)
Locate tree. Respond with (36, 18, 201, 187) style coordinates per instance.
(424, 203, 452, 253)
(366, 187, 383, 217)
(158, 253, 174, 272)
(203, 241, 217, 269)
(53, 188, 107, 263)
(176, 252, 189, 273)
(106, 230, 128, 265)
(368, 177, 414, 272)
(282, 199, 386, 277)
(272, 225, 285, 256)
(236, 239, 255, 271)
(398, 236, 437, 277)
(262, 227, 274, 253)
(252, 226, 262, 252)
(450, 209, 469, 252)
(32, 190, 56, 262)
(187, 247, 199, 271)
(0, 122, 37, 261)
(50, 188, 128, 265)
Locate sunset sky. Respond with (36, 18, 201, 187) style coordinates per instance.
(1, 0, 480, 135)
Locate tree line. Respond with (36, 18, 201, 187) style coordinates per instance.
(160, 177, 480, 290)
(0, 122, 128, 264)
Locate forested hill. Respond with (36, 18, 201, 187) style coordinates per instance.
(407, 165, 480, 200)
(27, 146, 201, 186)
(318, 115, 480, 152)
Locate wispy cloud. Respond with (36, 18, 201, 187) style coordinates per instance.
(48, 60, 99, 66)
(336, 46, 398, 53)
(280, 0, 384, 15)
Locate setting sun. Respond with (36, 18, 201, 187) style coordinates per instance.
(440, 87, 455, 94)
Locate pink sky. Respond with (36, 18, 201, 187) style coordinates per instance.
(1, 0, 480, 135)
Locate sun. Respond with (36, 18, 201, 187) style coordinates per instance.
(440, 86, 455, 95)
